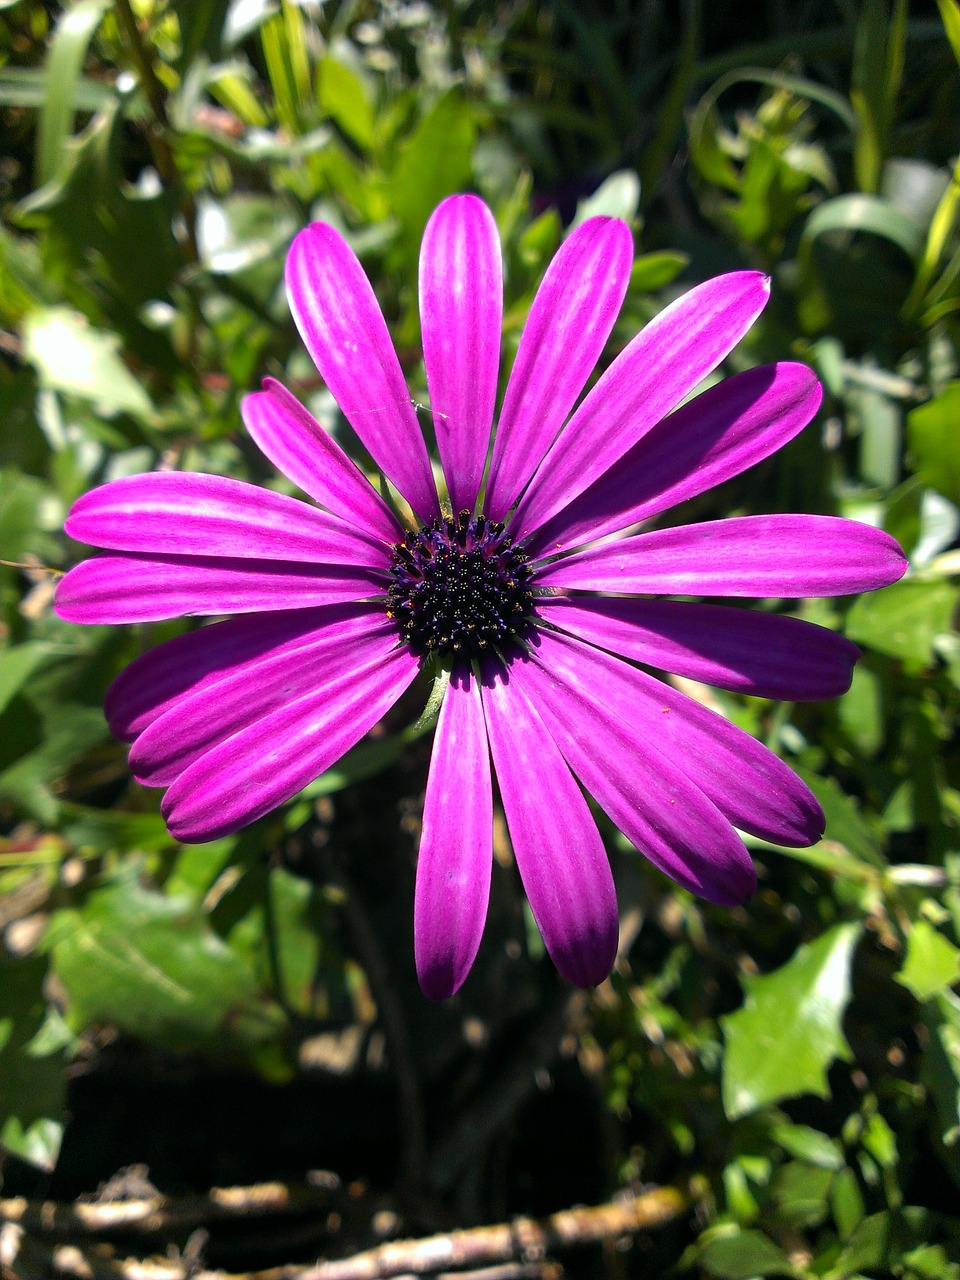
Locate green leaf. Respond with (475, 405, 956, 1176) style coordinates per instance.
(22, 307, 153, 419)
(0, 644, 55, 716)
(897, 919, 960, 1001)
(770, 1160, 835, 1226)
(0, 956, 68, 1170)
(908, 382, 960, 504)
(629, 251, 690, 293)
(36, 0, 109, 185)
(846, 579, 959, 667)
(571, 170, 641, 225)
(387, 93, 476, 253)
(318, 56, 375, 151)
(793, 768, 885, 868)
(698, 1228, 794, 1279)
(936, 0, 960, 67)
(770, 1122, 845, 1170)
(922, 992, 960, 1145)
(721, 924, 860, 1118)
(45, 870, 291, 1077)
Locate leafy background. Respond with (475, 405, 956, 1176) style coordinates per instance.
(1, 1, 960, 1277)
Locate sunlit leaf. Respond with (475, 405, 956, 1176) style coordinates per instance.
(22, 307, 153, 419)
(45, 869, 292, 1079)
(721, 924, 860, 1118)
(898, 920, 960, 1001)
(846, 579, 959, 668)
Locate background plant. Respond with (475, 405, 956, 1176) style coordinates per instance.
(1, 2, 960, 1277)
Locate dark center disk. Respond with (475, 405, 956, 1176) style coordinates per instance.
(387, 510, 535, 660)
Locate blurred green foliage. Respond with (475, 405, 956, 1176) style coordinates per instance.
(1, 0, 960, 1274)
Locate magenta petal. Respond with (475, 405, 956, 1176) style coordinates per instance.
(161, 645, 419, 842)
(539, 597, 861, 701)
(529, 362, 822, 555)
(129, 615, 397, 786)
(481, 665, 618, 988)
(527, 627, 822, 848)
(484, 217, 634, 520)
(285, 222, 439, 521)
(104, 604, 383, 741)
(535, 515, 908, 597)
(242, 380, 401, 543)
(415, 669, 492, 1000)
(513, 271, 771, 537)
(420, 196, 502, 513)
(54, 553, 386, 624)
(507, 646, 757, 904)
(64, 472, 391, 568)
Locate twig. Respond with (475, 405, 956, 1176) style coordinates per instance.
(0, 1178, 340, 1238)
(1, 1187, 688, 1280)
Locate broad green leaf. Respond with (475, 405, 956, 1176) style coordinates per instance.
(721, 924, 860, 1118)
(846, 579, 959, 667)
(897, 919, 960, 1001)
(22, 307, 153, 419)
(45, 870, 291, 1077)
(908, 382, 960, 505)
(0, 956, 68, 1170)
(698, 1228, 793, 1279)
(387, 93, 476, 252)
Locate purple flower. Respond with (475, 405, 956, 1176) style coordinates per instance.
(55, 196, 907, 999)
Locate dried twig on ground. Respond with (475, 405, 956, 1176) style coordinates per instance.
(1, 1185, 688, 1280)
(0, 1176, 341, 1238)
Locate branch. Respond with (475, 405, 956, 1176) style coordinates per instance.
(1, 1186, 690, 1280)
(0, 1177, 340, 1237)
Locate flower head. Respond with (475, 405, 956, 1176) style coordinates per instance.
(55, 195, 907, 999)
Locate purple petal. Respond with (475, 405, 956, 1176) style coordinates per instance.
(512, 271, 771, 537)
(508, 644, 757, 904)
(128, 615, 398, 786)
(242, 379, 402, 543)
(161, 644, 419, 842)
(415, 669, 492, 1000)
(484, 217, 634, 520)
(54, 553, 386, 624)
(64, 472, 391, 568)
(527, 627, 822, 848)
(538, 597, 861, 701)
(420, 196, 502, 514)
(528, 362, 822, 556)
(535, 515, 908, 597)
(481, 664, 618, 988)
(105, 603, 384, 741)
(285, 221, 439, 521)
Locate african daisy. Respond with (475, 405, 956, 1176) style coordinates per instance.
(54, 195, 907, 999)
